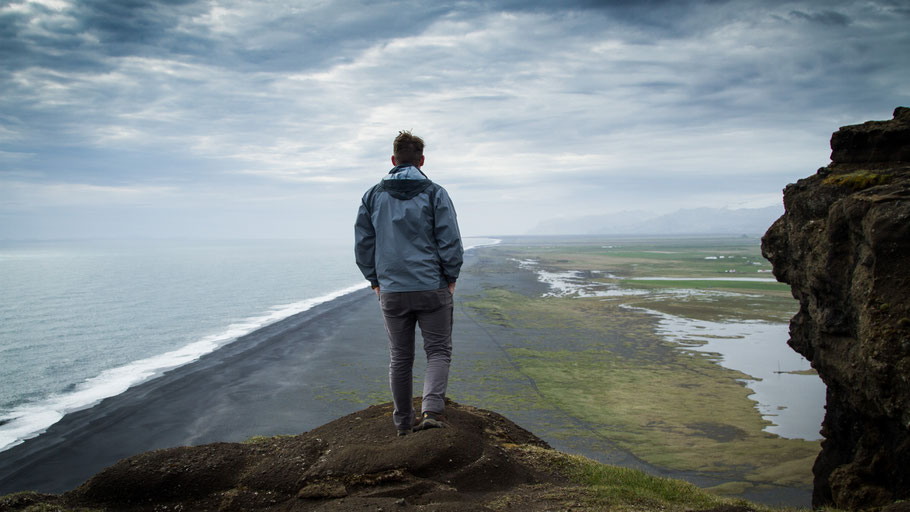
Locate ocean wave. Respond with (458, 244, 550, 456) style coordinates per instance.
(463, 238, 501, 251)
(0, 281, 366, 453)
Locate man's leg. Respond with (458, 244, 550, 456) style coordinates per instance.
(380, 292, 417, 431)
(415, 288, 454, 416)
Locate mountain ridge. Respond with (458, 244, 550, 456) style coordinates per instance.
(529, 205, 783, 236)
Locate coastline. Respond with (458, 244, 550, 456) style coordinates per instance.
(0, 284, 387, 494)
(0, 281, 367, 454)
(0, 242, 812, 506)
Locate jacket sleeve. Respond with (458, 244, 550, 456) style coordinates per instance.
(354, 197, 380, 288)
(433, 187, 463, 283)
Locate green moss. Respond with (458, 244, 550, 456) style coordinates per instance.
(823, 170, 893, 191)
(528, 446, 753, 510)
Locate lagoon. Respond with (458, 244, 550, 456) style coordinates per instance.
(646, 310, 825, 441)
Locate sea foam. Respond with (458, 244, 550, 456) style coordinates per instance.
(0, 282, 365, 452)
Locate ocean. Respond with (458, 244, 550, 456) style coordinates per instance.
(0, 237, 495, 452)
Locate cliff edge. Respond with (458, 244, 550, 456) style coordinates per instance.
(762, 107, 910, 509)
(0, 400, 757, 512)
(0, 401, 556, 511)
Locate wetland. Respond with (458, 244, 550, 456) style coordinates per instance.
(452, 236, 822, 505)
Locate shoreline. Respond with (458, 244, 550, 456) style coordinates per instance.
(0, 281, 367, 454)
(0, 243, 812, 506)
(0, 285, 384, 494)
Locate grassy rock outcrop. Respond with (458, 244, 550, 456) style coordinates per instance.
(0, 400, 758, 511)
(762, 107, 910, 509)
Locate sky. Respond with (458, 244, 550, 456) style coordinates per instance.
(1, 0, 908, 239)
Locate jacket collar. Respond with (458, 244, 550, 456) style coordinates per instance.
(385, 164, 428, 180)
(380, 166, 433, 199)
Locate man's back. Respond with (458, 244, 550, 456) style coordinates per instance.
(355, 164, 462, 293)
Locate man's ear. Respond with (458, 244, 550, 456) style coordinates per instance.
(418, 155, 425, 168)
(391, 155, 397, 166)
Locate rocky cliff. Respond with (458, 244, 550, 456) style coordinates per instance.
(762, 107, 910, 509)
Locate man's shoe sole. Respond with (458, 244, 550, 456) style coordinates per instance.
(412, 417, 445, 431)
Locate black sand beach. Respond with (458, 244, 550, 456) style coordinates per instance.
(0, 247, 811, 506)
(0, 281, 390, 495)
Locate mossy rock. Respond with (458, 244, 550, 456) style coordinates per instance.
(822, 170, 893, 191)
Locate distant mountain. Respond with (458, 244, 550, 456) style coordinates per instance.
(528, 205, 784, 236)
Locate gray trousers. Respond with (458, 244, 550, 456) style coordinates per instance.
(379, 287, 453, 430)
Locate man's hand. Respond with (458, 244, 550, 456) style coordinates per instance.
(448, 281, 456, 294)
(373, 286, 380, 297)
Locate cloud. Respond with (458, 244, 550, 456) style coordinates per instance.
(789, 9, 851, 26)
(0, 180, 178, 209)
(0, 0, 908, 238)
(232, 169, 356, 184)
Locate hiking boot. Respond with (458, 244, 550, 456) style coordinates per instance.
(412, 411, 446, 432)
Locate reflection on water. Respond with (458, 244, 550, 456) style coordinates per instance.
(643, 308, 825, 441)
(513, 258, 826, 441)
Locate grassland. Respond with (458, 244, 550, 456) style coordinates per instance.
(460, 236, 817, 499)
(510, 236, 794, 323)
(526, 445, 765, 511)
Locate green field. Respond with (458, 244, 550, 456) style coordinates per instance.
(513, 239, 776, 278)
(459, 236, 817, 499)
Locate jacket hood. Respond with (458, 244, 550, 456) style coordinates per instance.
(380, 165, 433, 200)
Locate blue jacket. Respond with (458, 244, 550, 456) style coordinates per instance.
(354, 165, 463, 292)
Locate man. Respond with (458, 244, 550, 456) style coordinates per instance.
(354, 131, 464, 436)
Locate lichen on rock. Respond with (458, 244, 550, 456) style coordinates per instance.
(762, 106, 910, 509)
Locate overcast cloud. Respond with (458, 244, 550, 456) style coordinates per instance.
(1, 0, 908, 239)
